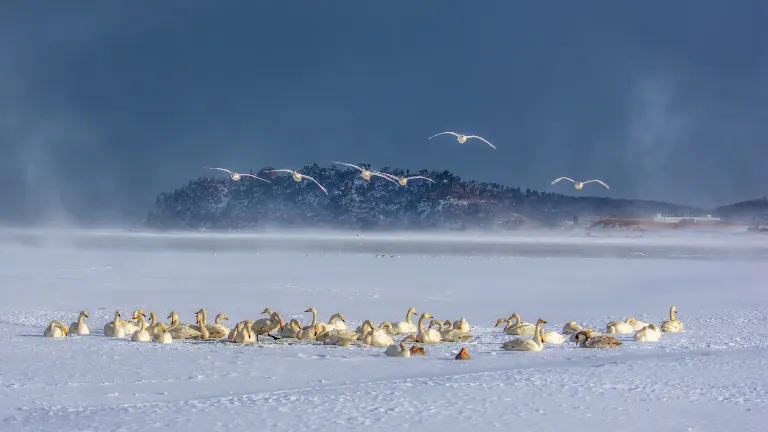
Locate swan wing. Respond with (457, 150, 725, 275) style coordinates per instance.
(465, 135, 496, 149)
(370, 171, 399, 183)
(271, 169, 295, 174)
(240, 174, 271, 183)
(583, 179, 610, 189)
(204, 167, 233, 175)
(301, 174, 329, 195)
(405, 176, 435, 183)
(551, 177, 575, 185)
(428, 131, 459, 139)
(333, 162, 363, 172)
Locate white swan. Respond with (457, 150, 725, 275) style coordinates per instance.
(379, 172, 435, 186)
(562, 321, 582, 335)
(251, 311, 282, 342)
(392, 307, 418, 334)
(68, 311, 89, 335)
(203, 166, 270, 183)
(131, 315, 151, 342)
(104, 311, 126, 338)
(505, 313, 535, 336)
(271, 170, 328, 194)
(119, 310, 144, 334)
(43, 320, 68, 338)
(452, 317, 470, 332)
(661, 306, 684, 332)
(278, 319, 302, 338)
(152, 324, 173, 344)
(362, 323, 395, 347)
(147, 312, 169, 338)
(167, 311, 202, 339)
(377, 321, 395, 335)
(333, 162, 399, 183)
(428, 131, 496, 149)
(501, 319, 546, 351)
(394, 175, 435, 186)
(327, 313, 347, 331)
(296, 324, 319, 341)
(196, 314, 211, 340)
(354, 320, 375, 334)
(415, 313, 441, 344)
(428, 320, 471, 342)
(626, 317, 650, 331)
(551, 177, 610, 190)
(203, 311, 230, 338)
(606, 320, 635, 334)
(384, 336, 417, 357)
(323, 330, 359, 346)
(634, 324, 661, 342)
(228, 321, 242, 341)
(234, 321, 256, 344)
(541, 329, 567, 344)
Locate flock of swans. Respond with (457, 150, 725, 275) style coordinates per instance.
(42, 305, 685, 360)
(202, 131, 611, 195)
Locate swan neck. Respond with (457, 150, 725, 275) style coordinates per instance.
(200, 310, 208, 326)
(78, 314, 85, 324)
(533, 321, 542, 347)
(113, 313, 120, 326)
(406, 310, 413, 325)
(275, 313, 284, 327)
(417, 314, 427, 331)
(669, 308, 675, 321)
(310, 309, 317, 326)
(512, 314, 520, 326)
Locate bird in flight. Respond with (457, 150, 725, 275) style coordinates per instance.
(203, 167, 270, 183)
(271, 169, 329, 194)
(333, 162, 398, 183)
(551, 177, 610, 190)
(428, 132, 496, 149)
(380, 173, 436, 186)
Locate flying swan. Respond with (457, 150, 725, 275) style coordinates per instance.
(551, 177, 610, 190)
(271, 169, 328, 194)
(203, 166, 270, 183)
(333, 162, 399, 183)
(428, 132, 496, 149)
(380, 172, 436, 186)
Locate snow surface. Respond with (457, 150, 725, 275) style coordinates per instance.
(1, 230, 767, 431)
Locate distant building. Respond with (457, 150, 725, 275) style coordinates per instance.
(652, 214, 721, 224)
(749, 215, 768, 232)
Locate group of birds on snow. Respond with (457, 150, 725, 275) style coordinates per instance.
(43, 305, 684, 360)
(203, 131, 611, 195)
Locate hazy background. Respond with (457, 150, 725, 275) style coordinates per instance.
(1, 1, 765, 226)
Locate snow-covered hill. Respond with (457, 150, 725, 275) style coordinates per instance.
(144, 164, 704, 231)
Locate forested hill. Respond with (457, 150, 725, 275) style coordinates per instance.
(142, 164, 721, 231)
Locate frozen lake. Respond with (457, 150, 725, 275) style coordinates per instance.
(1, 229, 766, 431)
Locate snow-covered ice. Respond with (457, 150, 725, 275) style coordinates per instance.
(1, 230, 767, 431)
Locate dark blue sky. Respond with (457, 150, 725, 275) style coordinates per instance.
(1, 1, 766, 224)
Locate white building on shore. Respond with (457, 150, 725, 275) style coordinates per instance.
(652, 214, 721, 223)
